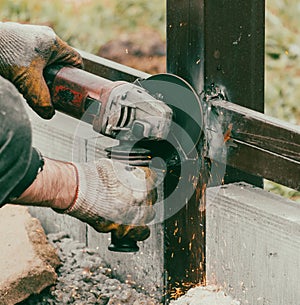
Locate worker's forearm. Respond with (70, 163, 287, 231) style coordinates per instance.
(10, 156, 156, 241)
(11, 158, 77, 211)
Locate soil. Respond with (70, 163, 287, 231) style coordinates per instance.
(97, 28, 166, 75)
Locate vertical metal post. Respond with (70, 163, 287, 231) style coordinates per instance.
(165, 0, 265, 302)
(167, 1, 204, 92)
(165, 1, 205, 302)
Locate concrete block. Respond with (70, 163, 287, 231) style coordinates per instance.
(0, 205, 60, 305)
(27, 106, 300, 304)
(206, 183, 300, 305)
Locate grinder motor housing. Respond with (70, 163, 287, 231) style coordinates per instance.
(44, 65, 173, 142)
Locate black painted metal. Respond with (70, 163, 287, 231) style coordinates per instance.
(204, 1, 265, 112)
(165, 0, 206, 301)
(165, 0, 265, 301)
(211, 99, 300, 191)
(167, 0, 265, 188)
(166, 1, 204, 92)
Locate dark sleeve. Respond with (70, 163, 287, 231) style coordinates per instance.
(0, 76, 43, 205)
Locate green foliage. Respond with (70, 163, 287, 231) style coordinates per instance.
(266, 0, 300, 124)
(0, 0, 166, 53)
(1, 0, 297, 124)
(265, 180, 300, 203)
(113, 0, 165, 33)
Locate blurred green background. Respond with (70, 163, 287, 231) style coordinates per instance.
(265, 0, 300, 125)
(0, 0, 166, 53)
(0, 0, 299, 199)
(1, 0, 298, 123)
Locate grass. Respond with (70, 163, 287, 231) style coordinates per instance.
(266, 0, 300, 125)
(0, 0, 166, 53)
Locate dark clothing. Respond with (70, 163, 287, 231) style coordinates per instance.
(0, 76, 42, 205)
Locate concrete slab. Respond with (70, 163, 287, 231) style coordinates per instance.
(0, 205, 60, 305)
(27, 104, 300, 304)
(207, 183, 300, 305)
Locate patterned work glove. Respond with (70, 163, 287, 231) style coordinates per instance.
(0, 22, 83, 119)
(63, 159, 157, 241)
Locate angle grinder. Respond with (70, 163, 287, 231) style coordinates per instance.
(44, 65, 203, 252)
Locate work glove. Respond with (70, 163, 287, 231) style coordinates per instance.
(63, 159, 157, 241)
(0, 22, 83, 119)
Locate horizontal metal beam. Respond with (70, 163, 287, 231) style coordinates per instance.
(211, 99, 300, 190)
(79, 49, 150, 81)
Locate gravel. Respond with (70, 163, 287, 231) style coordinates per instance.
(19, 232, 161, 305)
(19, 232, 239, 305)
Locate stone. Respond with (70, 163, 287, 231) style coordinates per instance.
(0, 205, 60, 305)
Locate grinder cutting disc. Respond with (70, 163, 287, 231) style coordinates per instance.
(138, 73, 204, 158)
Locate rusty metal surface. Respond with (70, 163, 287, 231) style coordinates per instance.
(45, 65, 113, 119)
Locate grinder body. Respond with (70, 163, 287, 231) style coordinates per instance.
(45, 66, 172, 142)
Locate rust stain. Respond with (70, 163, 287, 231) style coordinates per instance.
(223, 123, 233, 142)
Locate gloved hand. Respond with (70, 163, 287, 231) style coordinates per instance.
(63, 159, 157, 241)
(0, 22, 83, 119)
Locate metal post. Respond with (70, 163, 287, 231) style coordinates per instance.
(165, 0, 265, 302)
(164, 1, 206, 302)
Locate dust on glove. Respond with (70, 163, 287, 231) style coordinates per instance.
(0, 22, 83, 119)
(63, 159, 157, 241)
